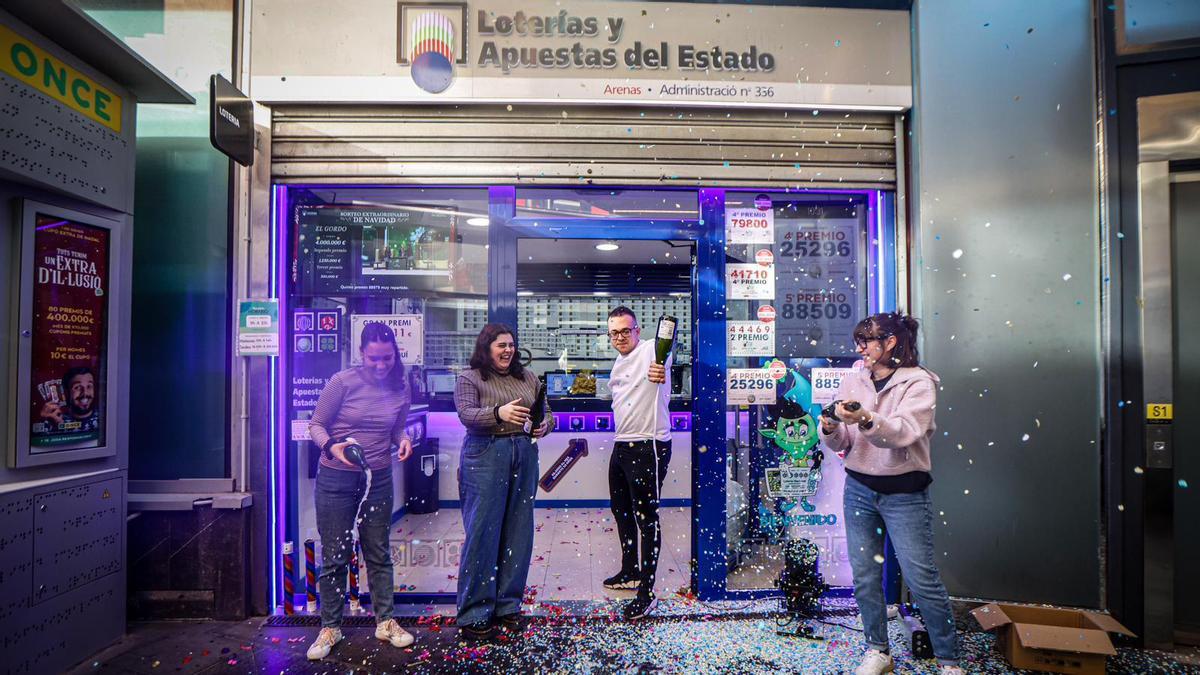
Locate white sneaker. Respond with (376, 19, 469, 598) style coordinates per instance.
(306, 627, 343, 660)
(939, 666, 965, 675)
(375, 618, 415, 648)
(854, 649, 895, 675)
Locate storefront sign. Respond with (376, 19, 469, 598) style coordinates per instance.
(726, 263, 774, 300)
(726, 368, 776, 405)
(251, 1, 911, 110)
(0, 24, 123, 132)
(28, 215, 110, 452)
(238, 300, 279, 356)
(726, 321, 775, 357)
(210, 74, 254, 166)
(350, 314, 425, 366)
(810, 367, 855, 406)
(726, 207, 775, 244)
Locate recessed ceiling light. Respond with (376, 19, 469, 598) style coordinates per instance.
(595, 241, 619, 251)
(466, 217, 489, 227)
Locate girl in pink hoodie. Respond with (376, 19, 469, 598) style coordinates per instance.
(819, 313, 961, 675)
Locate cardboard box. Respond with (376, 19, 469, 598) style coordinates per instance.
(971, 603, 1136, 675)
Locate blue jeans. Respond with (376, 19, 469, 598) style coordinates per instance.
(843, 475, 959, 666)
(315, 465, 395, 628)
(456, 434, 538, 625)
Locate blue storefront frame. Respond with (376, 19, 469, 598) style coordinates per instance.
(270, 184, 895, 609)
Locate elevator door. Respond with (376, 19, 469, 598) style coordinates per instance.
(1173, 175, 1200, 639)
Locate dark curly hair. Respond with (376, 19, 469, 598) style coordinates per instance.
(469, 323, 525, 381)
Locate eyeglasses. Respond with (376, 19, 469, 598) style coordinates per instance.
(607, 327, 637, 339)
(853, 335, 890, 349)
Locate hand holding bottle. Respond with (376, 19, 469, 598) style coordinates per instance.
(498, 399, 530, 425)
(647, 363, 667, 384)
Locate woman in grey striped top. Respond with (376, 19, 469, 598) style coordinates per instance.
(453, 323, 553, 640)
(305, 322, 415, 660)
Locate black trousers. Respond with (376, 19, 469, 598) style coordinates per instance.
(608, 439, 672, 596)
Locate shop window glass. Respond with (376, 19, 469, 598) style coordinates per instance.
(285, 187, 489, 595)
(80, 0, 234, 479)
(1123, 0, 1200, 47)
(515, 188, 698, 220)
(724, 191, 870, 591)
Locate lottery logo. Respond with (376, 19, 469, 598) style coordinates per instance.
(409, 10, 456, 94)
(294, 312, 314, 332)
(767, 359, 787, 381)
(318, 312, 338, 331)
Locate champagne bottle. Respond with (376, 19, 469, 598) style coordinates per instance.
(525, 381, 548, 435)
(654, 315, 678, 365)
(343, 437, 367, 469)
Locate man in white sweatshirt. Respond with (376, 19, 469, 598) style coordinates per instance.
(601, 306, 671, 620)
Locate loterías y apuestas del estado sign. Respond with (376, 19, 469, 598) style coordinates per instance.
(474, 9, 775, 74)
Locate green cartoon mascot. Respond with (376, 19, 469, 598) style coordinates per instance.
(758, 371, 825, 514)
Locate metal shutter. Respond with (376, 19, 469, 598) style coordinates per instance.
(271, 104, 897, 189)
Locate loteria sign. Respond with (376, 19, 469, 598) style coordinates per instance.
(251, 0, 911, 110)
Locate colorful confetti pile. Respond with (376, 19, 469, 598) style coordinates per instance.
(71, 597, 1200, 675)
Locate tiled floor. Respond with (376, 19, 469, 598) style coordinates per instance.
(392, 506, 693, 600)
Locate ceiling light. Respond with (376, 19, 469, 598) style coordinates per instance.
(467, 217, 489, 227)
(595, 241, 620, 251)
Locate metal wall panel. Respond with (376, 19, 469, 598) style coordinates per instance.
(32, 477, 122, 604)
(0, 472, 125, 674)
(271, 105, 897, 189)
(911, 0, 1102, 606)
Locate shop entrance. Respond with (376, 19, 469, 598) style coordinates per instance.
(511, 235, 696, 604)
(489, 187, 712, 604)
(275, 184, 895, 612)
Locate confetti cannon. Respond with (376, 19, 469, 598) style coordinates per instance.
(775, 538, 827, 640)
(348, 538, 362, 612)
(304, 539, 318, 613)
(899, 603, 934, 659)
(281, 541, 295, 615)
(538, 438, 588, 492)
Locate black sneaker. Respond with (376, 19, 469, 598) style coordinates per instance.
(458, 620, 494, 642)
(603, 570, 640, 590)
(622, 593, 657, 621)
(495, 613, 522, 633)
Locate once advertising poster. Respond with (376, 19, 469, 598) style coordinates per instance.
(28, 215, 109, 452)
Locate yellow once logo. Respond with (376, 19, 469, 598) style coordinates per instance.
(0, 24, 122, 133)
